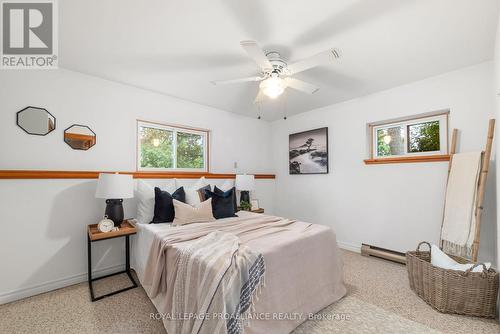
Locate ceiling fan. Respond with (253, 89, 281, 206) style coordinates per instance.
(211, 41, 341, 103)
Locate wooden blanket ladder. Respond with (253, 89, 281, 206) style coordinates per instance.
(440, 119, 495, 262)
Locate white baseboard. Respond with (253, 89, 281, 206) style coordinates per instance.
(337, 240, 361, 253)
(0, 264, 125, 305)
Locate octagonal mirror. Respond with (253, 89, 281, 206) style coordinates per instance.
(17, 106, 56, 136)
(64, 125, 96, 150)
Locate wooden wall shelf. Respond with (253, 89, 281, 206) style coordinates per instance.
(0, 170, 276, 180)
(364, 154, 451, 165)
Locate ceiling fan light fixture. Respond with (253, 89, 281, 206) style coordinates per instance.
(260, 77, 285, 99)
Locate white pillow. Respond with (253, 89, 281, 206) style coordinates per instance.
(172, 198, 215, 226)
(135, 180, 175, 224)
(136, 180, 155, 224)
(431, 244, 490, 273)
(219, 179, 235, 191)
(175, 177, 209, 206)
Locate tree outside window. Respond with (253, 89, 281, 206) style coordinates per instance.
(372, 113, 446, 159)
(138, 122, 208, 171)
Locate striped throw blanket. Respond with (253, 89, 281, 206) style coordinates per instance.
(172, 231, 265, 334)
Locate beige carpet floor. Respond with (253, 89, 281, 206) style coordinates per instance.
(0, 251, 498, 334)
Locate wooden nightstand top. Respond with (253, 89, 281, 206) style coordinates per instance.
(88, 220, 137, 241)
(238, 208, 265, 214)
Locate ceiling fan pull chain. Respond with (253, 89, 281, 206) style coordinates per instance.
(283, 90, 288, 120)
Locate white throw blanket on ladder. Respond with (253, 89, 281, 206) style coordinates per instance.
(440, 152, 482, 257)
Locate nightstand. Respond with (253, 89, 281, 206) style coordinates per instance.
(87, 220, 138, 301)
(238, 208, 265, 213)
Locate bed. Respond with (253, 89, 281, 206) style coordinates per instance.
(131, 211, 346, 334)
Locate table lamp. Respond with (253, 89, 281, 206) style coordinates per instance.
(235, 174, 255, 205)
(95, 173, 134, 226)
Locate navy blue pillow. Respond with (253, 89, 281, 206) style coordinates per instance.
(204, 186, 237, 219)
(151, 186, 185, 223)
(214, 186, 237, 214)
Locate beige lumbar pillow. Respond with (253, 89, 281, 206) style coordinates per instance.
(173, 198, 215, 226)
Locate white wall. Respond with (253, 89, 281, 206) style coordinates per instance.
(0, 69, 273, 173)
(271, 62, 497, 263)
(0, 69, 275, 303)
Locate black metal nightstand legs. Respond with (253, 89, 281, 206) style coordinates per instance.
(87, 234, 138, 302)
(87, 234, 94, 300)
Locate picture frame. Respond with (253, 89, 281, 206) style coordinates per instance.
(250, 199, 259, 211)
(289, 127, 329, 174)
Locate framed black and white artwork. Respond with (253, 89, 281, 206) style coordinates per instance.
(289, 127, 329, 174)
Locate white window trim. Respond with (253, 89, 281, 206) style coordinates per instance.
(137, 120, 209, 172)
(370, 112, 448, 159)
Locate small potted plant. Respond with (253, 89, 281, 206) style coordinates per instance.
(239, 200, 252, 211)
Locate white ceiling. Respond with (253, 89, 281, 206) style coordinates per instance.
(59, 0, 500, 121)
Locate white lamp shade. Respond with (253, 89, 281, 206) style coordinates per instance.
(95, 173, 134, 199)
(235, 174, 255, 191)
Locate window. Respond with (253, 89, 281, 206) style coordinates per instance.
(137, 121, 209, 172)
(369, 112, 448, 160)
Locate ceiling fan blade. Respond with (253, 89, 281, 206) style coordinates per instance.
(254, 90, 265, 104)
(240, 40, 272, 71)
(221, 0, 271, 42)
(285, 78, 320, 94)
(294, 1, 404, 46)
(211, 76, 264, 85)
(287, 49, 341, 75)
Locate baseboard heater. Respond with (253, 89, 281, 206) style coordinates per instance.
(361, 243, 406, 264)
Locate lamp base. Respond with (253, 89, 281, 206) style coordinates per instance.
(240, 191, 250, 205)
(105, 199, 124, 227)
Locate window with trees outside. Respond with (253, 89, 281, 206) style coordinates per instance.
(137, 121, 209, 172)
(369, 112, 448, 160)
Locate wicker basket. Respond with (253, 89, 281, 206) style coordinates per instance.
(406, 242, 499, 318)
